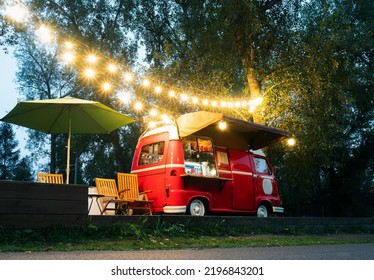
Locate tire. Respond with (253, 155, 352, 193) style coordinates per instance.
(188, 199, 206, 216)
(256, 205, 269, 218)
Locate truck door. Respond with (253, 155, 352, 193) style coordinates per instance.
(132, 133, 169, 213)
(229, 150, 255, 210)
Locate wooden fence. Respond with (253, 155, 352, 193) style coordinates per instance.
(0, 180, 88, 229)
(1, 180, 373, 232)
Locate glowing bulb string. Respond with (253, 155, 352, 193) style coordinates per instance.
(4, 1, 264, 122)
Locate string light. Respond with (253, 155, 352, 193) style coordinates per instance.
(35, 24, 53, 43)
(168, 90, 176, 97)
(4, 3, 265, 120)
(154, 86, 162, 94)
(180, 93, 188, 102)
(117, 90, 132, 104)
(123, 72, 133, 82)
(287, 138, 296, 146)
(86, 54, 98, 64)
(107, 63, 117, 73)
(142, 79, 150, 87)
(64, 41, 74, 49)
(5, 4, 28, 23)
(102, 82, 111, 91)
(61, 51, 74, 63)
(134, 101, 143, 111)
(84, 68, 95, 78)
(149, 109, 158, 116)
(218, 121, 227, 130)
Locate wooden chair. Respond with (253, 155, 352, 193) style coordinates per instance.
(37, 173, 64, 184)
(117, 172, 153, 215)
(94, 177, 130, 215)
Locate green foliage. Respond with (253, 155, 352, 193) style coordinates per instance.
(0, 123, 32, 180)
(264, 0, 373, 217)
(1, 218, 374, 252)
(1, 0, 372, 216)
(6, 0, 141, 183)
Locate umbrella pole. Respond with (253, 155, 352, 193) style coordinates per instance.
(66, 112, 71, 184)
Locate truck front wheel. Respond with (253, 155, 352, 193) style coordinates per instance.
(188, 199, 206, 216)
(256, 205, 269, 217)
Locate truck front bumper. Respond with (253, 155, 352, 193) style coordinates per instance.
(272, 206, 284, 213)
(163, 206, 187, 214)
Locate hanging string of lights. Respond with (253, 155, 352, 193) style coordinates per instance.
(3, 1, 264, 123)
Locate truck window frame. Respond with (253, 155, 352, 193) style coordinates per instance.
(253, 156, 272, 175)
(182, 136, 217, 176)
(138, 141, 165, 166)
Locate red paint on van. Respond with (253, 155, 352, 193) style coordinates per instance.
(131, 112, 290, 216)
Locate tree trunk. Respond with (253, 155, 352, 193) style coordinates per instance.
(247, 68, 261, 98)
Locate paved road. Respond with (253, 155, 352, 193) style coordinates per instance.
(1, 243, 373, 260)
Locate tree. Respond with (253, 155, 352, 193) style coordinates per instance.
(9, 0, 140, 183)
(14, 32, 83, 175)
(131, 0, 302, 120)
(0, 123, 20, 179)
(132, 0, 373, 216)
(0, 123, 32, 181)
(3, 0, 372, 215)
(266, 0, 374, 216)
(13, 156, 33, 181)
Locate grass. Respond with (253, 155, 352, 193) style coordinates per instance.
(1, 218, 374, 252)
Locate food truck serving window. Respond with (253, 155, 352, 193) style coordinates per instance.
(182, 136, 217, 176)
(138, 141, 165, 165)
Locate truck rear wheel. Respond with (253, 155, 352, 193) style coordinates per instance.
(256, 205, 269, 217)
(188, 199, 206, 216)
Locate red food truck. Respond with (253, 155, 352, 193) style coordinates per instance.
(131, 111, 291, 217)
